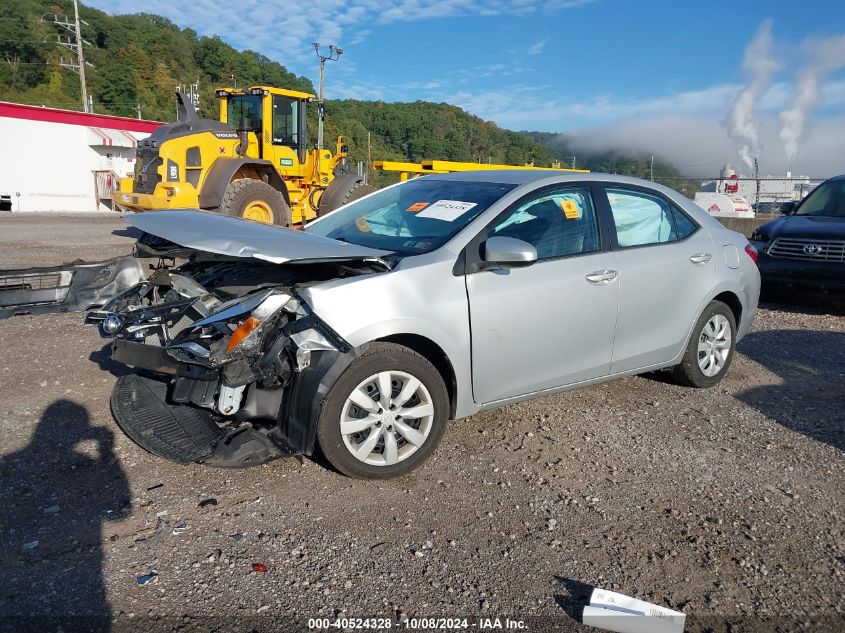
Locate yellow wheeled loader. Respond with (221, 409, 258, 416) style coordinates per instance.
(116, 87, 374, 226)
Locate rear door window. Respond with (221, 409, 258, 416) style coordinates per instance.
(605, 187, 697, 247)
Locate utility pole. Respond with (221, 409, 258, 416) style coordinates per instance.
(367, 131, 372, 184)
(53, 2, 93, 112)
(571, 156, 576, 169)
(136, 103, 142, 119)
(650, 155, 654, 181)
(72, 0, 88, 112)
(313, 43, 343, 150)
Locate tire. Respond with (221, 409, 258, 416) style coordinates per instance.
(672, 300, 737, 388)
(217, 178, 292, 226)
(316, 343, 449, 479)
(318, 180, 375, 217)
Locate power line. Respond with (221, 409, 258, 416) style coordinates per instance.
(0, 39, 58, 43)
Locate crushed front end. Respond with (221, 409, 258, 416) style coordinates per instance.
(86, 241, 363, 468)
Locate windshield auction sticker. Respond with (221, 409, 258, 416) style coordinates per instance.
(406, 202, 429, 212)
(416, 200, 477, 221)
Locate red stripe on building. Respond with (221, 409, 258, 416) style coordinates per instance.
(118, 130, 138, 147)
(0, 101, 162, 133)
(89, 126, 110, 145)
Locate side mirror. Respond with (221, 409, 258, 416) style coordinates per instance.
(779, 201, 795, 214)
(482, 236, 537, 268)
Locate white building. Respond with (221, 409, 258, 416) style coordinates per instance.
(0, 101, 161, 212)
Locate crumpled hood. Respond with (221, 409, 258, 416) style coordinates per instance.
(127, 210, 392, 264)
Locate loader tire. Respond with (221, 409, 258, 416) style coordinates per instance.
(218, 178, 292, 226)
(318, 180, 375, 217)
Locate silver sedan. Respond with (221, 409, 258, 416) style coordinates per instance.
(81, 170, 760, 478)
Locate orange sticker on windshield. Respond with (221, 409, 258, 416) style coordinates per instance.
(406, 202, 429, 212)
(561, 199, 581, 219)
(355, 216, 372, 232)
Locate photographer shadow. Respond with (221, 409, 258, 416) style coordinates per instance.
(0, 400, 130, 632)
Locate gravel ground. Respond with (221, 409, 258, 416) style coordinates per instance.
(0, 215, 843, 633)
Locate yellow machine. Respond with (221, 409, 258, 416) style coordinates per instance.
(374, 159, 589, 181)
(117, 87, 373, 225)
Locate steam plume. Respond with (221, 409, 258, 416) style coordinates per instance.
(725, 19, 779, 173)
(780, 34, 845, 165)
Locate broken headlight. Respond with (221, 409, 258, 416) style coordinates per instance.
(166, 290, 291, 367)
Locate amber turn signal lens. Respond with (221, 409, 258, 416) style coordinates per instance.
(227, 316, 260, 352)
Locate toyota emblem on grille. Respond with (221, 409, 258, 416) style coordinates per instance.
(803, 243, 822, 255)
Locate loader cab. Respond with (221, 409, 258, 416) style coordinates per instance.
(216, 86, 311, 173)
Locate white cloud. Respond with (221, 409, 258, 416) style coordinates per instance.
(85, 0, 596, 74)
(565, 114, 845, 178)
(527, 40, 546, 55)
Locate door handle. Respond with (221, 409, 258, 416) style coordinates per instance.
(585, 270, 618, 285)
(689, 253, 712, 264)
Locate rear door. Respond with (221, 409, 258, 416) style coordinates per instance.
(465, 184, 620, 403)
(597, 185, 715, 373)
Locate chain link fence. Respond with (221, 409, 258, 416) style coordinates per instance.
(653, 176, 824, 213)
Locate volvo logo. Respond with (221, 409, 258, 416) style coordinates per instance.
(803, 243, 823, 256)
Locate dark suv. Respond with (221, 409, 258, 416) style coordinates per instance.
(751, 174, 845, 301)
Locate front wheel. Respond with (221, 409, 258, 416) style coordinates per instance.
(316, 343, 449, 478)
(672, 300, 737, 388)
(218, 178, 292, 226)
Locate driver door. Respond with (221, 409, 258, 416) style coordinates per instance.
(268, 94, 303, 173)
(465, 185, 620, 404)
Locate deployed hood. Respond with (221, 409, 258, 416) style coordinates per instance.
(127, 210, 392, 264)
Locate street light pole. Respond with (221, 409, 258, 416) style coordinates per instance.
(313, 42, 343, 150)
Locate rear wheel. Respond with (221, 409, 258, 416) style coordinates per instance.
(218, 178, 292, 226)
(672, 300, 736, 388)
(316, 343, 449, 479)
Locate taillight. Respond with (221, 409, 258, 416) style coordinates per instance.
(744, 243, 759, 263)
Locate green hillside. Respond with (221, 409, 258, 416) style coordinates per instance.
(0, 0, 681, 186)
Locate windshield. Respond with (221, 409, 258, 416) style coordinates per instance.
(305, 178, 516, 254)
(226, 95, 263, 130)
(795, 179, 845, 217)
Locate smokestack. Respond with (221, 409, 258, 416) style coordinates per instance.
(725, 20, 779, 173)
(779, 34, 845, 165)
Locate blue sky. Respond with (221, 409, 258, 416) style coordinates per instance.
(86, 0, 845, 175)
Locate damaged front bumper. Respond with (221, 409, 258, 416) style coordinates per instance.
(0, 256, 145, 319)
(87, 264, 353, 468)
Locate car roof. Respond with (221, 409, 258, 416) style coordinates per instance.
(426, 169, 663, 188)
